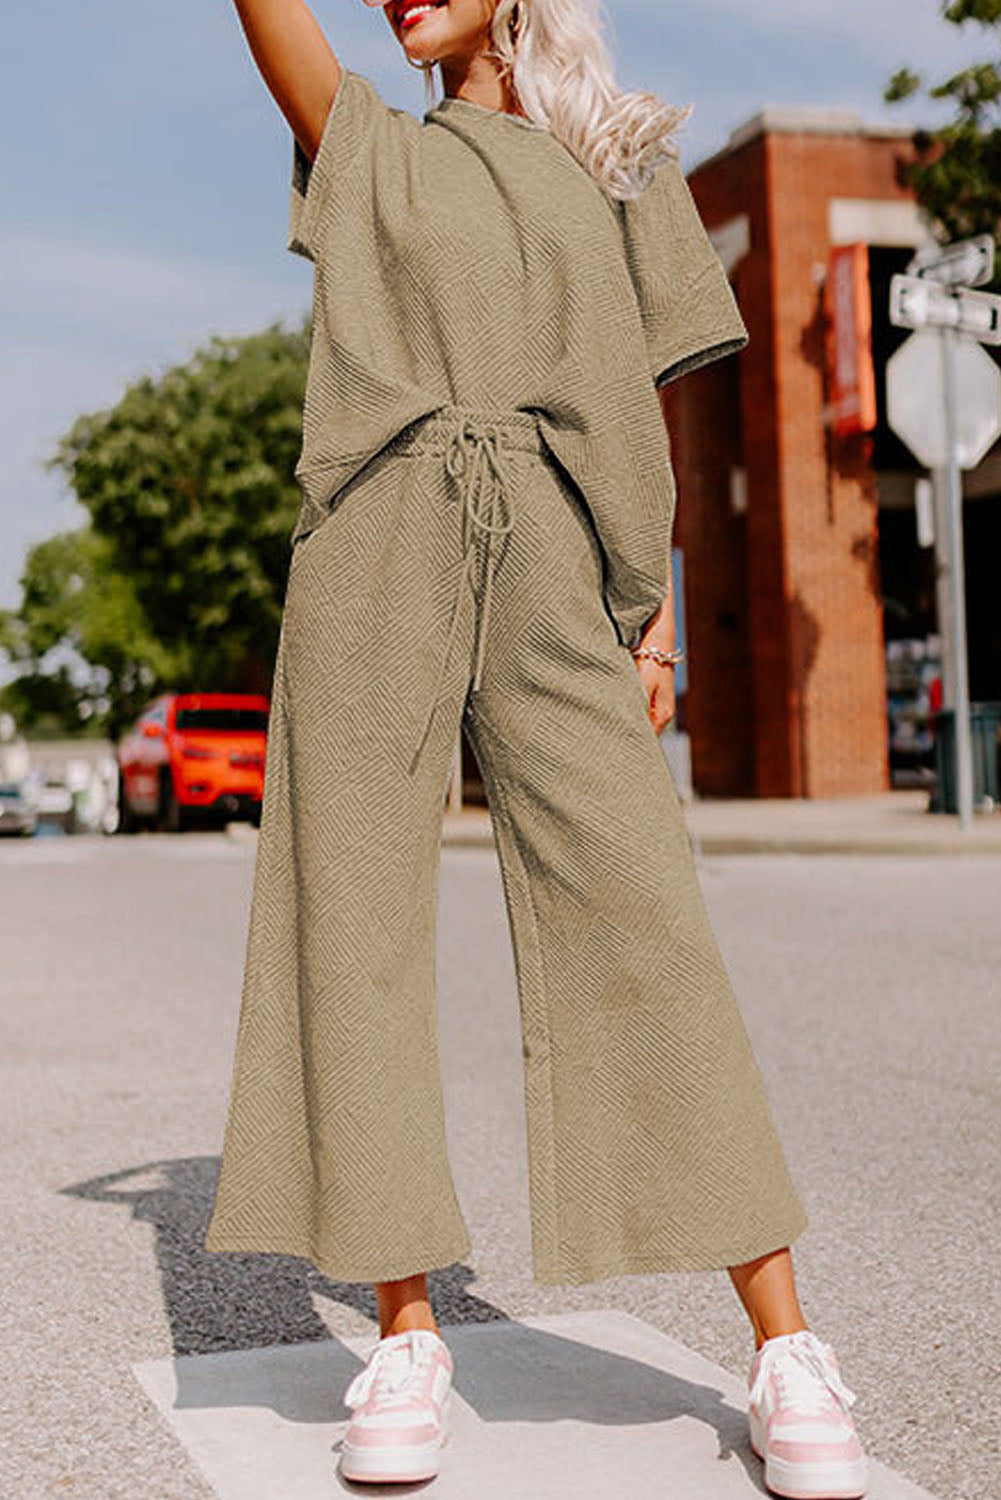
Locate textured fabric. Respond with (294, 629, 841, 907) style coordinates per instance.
(283, 70, 748, 648)
(204, 407, 809, 1286)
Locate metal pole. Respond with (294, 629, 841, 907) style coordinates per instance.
(939, 324, 975, 830)
(930, 467, 956, 710)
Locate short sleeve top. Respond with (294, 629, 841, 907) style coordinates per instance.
(287, 69, 747, 645)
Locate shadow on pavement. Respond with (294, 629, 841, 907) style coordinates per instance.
(61, 1156, 760, 1487)
(60, 1155, 511, 1356)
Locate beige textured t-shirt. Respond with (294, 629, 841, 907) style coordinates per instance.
(287, 69, 747, 646)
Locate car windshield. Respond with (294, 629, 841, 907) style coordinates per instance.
(175, 707, 269, 733)
(0, 786, 22, 799)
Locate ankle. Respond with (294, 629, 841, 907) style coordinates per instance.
(380, 1310, 441, 1339)
(753, 1317, 809, 1351)
(374, 1274, 438, 1340)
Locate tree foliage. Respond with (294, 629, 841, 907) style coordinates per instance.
(885, 0, 1001, 281)
(0, 528, 181, 738)
(2, 318, 310, 737)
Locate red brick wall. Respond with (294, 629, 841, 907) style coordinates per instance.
(671, 126, 906, 797)
(671, 354, 756, 795)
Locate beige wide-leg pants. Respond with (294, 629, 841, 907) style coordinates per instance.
(204, 405, 808, 1286)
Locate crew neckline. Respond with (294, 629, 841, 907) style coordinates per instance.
(425, 95, 547, 132)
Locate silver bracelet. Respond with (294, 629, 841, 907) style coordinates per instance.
(629, 645, 685, 667)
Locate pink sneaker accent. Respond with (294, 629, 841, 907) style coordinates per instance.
(338, 1328, 453, 1483)
(748, 1329, 868, 1498)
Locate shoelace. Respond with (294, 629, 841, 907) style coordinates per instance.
(343, 1330, 441, 1411)
(749, 1332, 857, 1417)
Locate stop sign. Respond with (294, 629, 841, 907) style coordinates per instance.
(886, 329, 1001, 469)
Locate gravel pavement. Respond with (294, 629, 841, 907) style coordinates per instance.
(1, 832, 998, 1499)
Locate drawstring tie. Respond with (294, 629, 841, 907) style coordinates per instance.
(407, 418, 517, 775)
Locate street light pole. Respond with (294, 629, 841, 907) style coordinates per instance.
(939, 323, 975, 831)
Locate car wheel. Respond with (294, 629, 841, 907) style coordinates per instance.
(117, 772, 139, 834)
(158, 770, 187, 834)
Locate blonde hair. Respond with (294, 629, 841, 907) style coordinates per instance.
(415, 0, 691, 200)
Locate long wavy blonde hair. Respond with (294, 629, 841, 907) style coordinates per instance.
(414, 0, 690, 200)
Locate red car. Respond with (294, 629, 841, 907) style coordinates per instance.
(116, 691, 270, 832)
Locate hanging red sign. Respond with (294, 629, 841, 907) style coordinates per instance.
(826, 243, 878, 437)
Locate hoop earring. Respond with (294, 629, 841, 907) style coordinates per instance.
(405, 53, 433, 72)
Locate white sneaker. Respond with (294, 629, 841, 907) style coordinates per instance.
(748, 1329, 867, 1498)
(338, 1328, 453, 1483)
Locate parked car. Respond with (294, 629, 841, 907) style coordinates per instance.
(116, 692, 270, 832)
(0, 782, 38, 837)
(34, 776, 76, 834)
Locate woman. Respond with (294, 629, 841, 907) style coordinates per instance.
(205, 2, 867, 1494)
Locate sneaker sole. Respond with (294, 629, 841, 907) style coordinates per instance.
(750, 1412, 867, 1498)
(339, 1434, 444, 1484)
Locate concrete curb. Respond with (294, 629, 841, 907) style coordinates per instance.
(440, 793, 1001, 855)
(230, 795, 1001, 857)
(442, 811, 494, 847)
(686, 833, 1001, 855)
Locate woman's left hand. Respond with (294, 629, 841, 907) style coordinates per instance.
(630, 596, 678, 734)
(633, 652, 676, 733)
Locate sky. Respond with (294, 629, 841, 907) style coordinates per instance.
(0, 1, 987, 612)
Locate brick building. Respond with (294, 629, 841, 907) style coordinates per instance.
(666, 107, 1001, 798)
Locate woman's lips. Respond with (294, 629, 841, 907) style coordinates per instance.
(397, 1, 445, 29)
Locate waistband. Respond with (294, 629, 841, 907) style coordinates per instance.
(386, 404, 545, 458)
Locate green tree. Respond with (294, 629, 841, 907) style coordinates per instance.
(0, 528, 180, 738)
(0, 665, 90, 742)
(885, 1, 1001, 282)
(2, 317, 310, 737)
(49, 317, 309, 688)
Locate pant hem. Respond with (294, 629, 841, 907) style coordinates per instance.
(202, 1231, 475, 1287)
(529, 1205, 810, 1287)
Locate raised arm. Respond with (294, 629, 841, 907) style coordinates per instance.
(233, 0, 341, 165)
